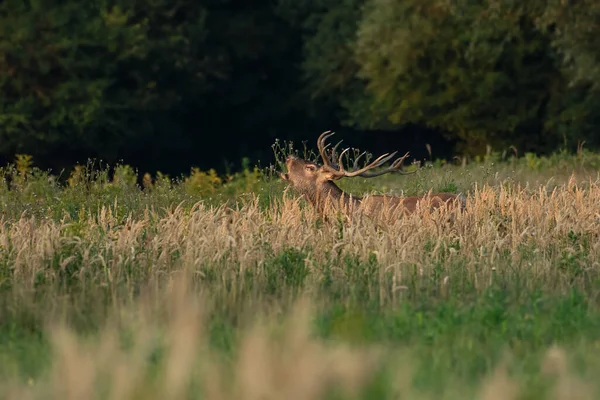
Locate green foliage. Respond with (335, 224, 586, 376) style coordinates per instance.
(277, 0, 366, 103)
(277, 0, 600, 157)
(533, 0, 600, 149)
(3, 0, 600, 170)
(351, 1, 560, 154)
(263, 248, 310, 294)
(0, 0, 307, 175)
(0, 0, 212, 159)
(184, 168, 222, 196)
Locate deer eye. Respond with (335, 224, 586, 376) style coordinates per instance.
(305, 164, 317, 172)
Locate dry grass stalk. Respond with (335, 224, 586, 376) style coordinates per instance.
(0, 177, 597, 294)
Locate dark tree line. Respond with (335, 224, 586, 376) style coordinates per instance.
(0, 0, 599, 175)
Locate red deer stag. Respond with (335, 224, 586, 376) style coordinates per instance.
(280, 131, 466, 218)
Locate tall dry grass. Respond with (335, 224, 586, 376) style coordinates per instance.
(3, 142, 600, 399)
(1, 172, 600, 398)
(0, 174, 599, 294)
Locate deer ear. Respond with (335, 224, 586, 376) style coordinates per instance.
(320, 169, 340, 181)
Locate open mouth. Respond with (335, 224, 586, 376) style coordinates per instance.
(280, 172, 289, 181)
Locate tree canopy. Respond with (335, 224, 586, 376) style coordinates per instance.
(0, 0, 599, 174)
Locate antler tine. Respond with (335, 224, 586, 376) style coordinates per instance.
(335, 150, 398, 177)
(356, 151, 416, 177)
(316, 131, 337, 168)
(352, 151, 368, 170)
(336, 147, 351, 171)
(329, 139, 344, 167)
(317, 132, 418, 179)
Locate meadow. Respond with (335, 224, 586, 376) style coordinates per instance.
(1, 146, 600, 399)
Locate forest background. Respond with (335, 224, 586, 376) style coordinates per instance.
(1, 0, 599, 175)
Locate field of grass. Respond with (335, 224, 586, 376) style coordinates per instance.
(1, 147, 600, 399)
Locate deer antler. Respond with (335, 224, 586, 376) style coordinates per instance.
(316, 131, 416, 179)
(316, 131, 338, 169)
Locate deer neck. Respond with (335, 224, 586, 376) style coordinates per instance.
(307, 180, 361, 213)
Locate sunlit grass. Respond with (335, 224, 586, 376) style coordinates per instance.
(0, 148, 600, 399)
